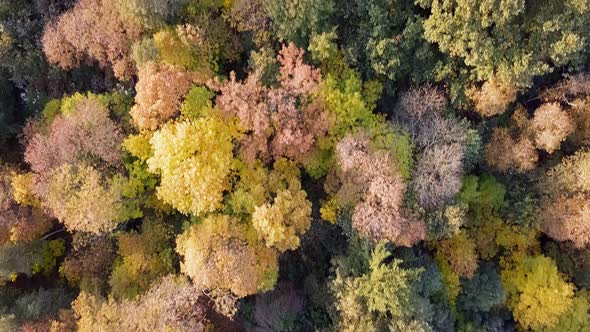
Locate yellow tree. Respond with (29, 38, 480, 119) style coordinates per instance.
(147, 116, 237, 216)
(176, 214, 278, 297)
(501, 255, 574, 330)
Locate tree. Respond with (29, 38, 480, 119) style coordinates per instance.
(541, 291, 590, 332)
(0, 168, 51, 244)
(330, 242, 429, 332)
(501, 255, 574, 331)
(420, 0, 590, 88)
(329, 133, 425, 246)
(109, 218, 174, 299)
(225, 0, 272, 45)
(146, 116, 236, 216)
(412, 143, 464, 209)
(42, 0, 144, 80)
(130, 62, 198, 130)
(436, 232, 478, 279)
(72, 275, 210, 332)
(44, 163, 125, 233)
(263, 0, 334, 45)
(485, 127, 538, 172)
(468, 79, 517, 117)
(114, 0, 189, 29)
(215, 43, 328, 164)
(176, 214, 279, 297)
(458, 263, 505, 313)
(545, 149, 590, 194)
(252, 185, 312, 252)
(541, 150, 590, 248)
(334, 0, 439, 83)
(250, 283, 304, 331)
(541, 194, 590, 249)
(532, 103, 574, 153)
(458, 174, 506, 222)
(60, 233, 117, 294)
(24, 96, 124, 176)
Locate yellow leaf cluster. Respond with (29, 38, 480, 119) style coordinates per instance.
(147, 117, 236, 216)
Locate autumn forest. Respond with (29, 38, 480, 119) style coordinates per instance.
(1, 0, 590, 331)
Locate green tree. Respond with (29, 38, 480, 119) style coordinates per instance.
(330, 242, 430, 331)
(420, 0, 590, 88)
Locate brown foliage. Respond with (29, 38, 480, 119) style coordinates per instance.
(532, 103, 574, 153)
(485, 127, 538, 172)
(333, 133, 425, 246)
(571, 97, 590, 146)
(215, 43, 327, 164)
(225, 0, 271, 44)
(437, 232, 479, 279)
(60, 233, 116, 293)
(42, 0, 143, 80)
(540, 73, 590, 103)
(541, 194, 590, 249)
(469, 79, 518, 117)
(130, 62, 197, 130)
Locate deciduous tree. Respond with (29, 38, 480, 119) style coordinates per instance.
(176, 214, 279, 297)
(146, 116, 236, 216)
(42, 0, 143, 80)
(501, 255, 574, 331)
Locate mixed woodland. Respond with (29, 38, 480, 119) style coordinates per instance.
(1, 0, 590, 331)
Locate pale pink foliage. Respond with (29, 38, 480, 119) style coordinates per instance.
(42, 0, 143, 80)
(215, 43, 327, 163)
(24, 98, 124, 176)
(334, 133, 425, 246)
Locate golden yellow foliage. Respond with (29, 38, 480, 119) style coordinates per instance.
(252, 185, 311, 252)
(176, 214, 278, 297)
(10, 172, 41, 208)
(502, 255, 574, 330)
(147, 117, 237, 216)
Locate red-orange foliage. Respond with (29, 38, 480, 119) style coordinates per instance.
(215, 43, 328, 164)
(130, 62, 198, 130)
(333, 133, 425, 246)
(24, 97, 124, 176)
(42, 0, 143, 80)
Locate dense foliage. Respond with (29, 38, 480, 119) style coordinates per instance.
(0, 0, 589, 331)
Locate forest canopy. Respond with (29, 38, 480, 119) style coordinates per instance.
(0, 0, 590, 331)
